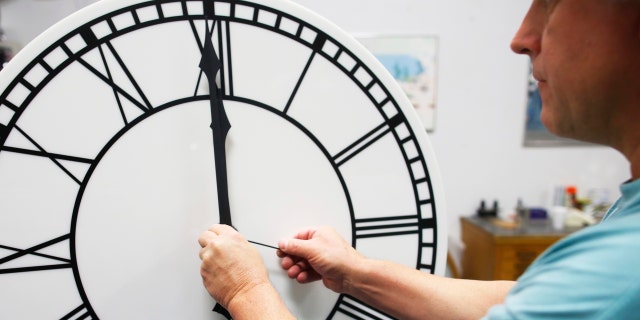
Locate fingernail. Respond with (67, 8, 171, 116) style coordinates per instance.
(278, 239, 287, 251)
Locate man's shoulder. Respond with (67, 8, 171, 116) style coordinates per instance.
(484, 215, 640, 319)
(534, 214, 640, 272)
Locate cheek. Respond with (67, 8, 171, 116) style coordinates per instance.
(538, 100, 557, 131)
(537, 80, 571, 134)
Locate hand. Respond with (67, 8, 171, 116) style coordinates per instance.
(277, 226, 365, 294)
(198, 224, 270, 309)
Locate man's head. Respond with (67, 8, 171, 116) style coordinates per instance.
(511, 0, 640, 152)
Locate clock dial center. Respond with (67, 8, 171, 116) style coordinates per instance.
(74, 99, 350, 318)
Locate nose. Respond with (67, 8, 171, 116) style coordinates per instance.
(510, 2, 543, 58)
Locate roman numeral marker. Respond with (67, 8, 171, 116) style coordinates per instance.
(355, 215, 422, 239)
(191, 9, 233, 98)
(0, 234, 71, 274)
(1, 126, 94, 184)
(77, 27, 152, 117)
(60, 304, 91, 320)
(334, 295, 394, 319)
(334, 114, 404, 167)
(284, 50, 316, 114)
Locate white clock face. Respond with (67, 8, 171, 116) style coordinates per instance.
(0, 0, 446, 319)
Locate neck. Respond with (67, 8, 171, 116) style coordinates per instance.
(617, 134, 640, 180)
(606, 101, 640, 180)
(628, 147, 640, 180)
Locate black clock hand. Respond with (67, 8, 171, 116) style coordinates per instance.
(200, 21, 234, 320)
(199, 24, 232, 228)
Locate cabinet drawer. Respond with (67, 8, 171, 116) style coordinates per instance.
(495, 245, 548, 279)
(497, 245, 547, 260)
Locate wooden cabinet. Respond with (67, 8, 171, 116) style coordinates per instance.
(460, 217, 574, 280)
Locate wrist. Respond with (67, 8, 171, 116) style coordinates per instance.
(226, 282, 295, 320)
(225, 281, 271, 312)
(341, 255, 374, 296)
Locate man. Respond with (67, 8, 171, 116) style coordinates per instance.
(198, 0, 640, 318)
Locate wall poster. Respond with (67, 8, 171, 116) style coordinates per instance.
(358, 35, 438, 131)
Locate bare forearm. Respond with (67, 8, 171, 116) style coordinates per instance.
(226, 283, 296, 320)
(344, 259, 515, 320)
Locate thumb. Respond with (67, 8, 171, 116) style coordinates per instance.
(279, 238, 315, 259)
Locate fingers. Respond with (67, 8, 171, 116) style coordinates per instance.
(198, 230, 214, 248)
(296, 270, 322, 283)
(199, 246, 211, 261)
(282, 257, 321, 283)
(199, 224, 329, 292)
(278, 238, 312, 258)
(198, 224, 240, 248)
(279, 247, 322, 284)
(293, 228, 317, 241)
(276, 228, 318, 252)
(280, 254, 310, 271)
(198, 224, 245, 264)
(209, 224, 237, 234)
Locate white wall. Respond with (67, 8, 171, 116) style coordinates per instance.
(289, 0, 630, 246)
(1, 0, 96, 43)
(2, 0, 630, 254)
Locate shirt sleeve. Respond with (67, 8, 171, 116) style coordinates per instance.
(483, 214, 640, 320)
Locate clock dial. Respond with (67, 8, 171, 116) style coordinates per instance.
(0, 0, 446, 319)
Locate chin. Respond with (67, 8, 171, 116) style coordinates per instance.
(539, 113, 559, 135)
(543, 120, 572, 139)
(540, 108, 570, 138)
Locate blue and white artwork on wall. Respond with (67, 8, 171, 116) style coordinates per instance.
(358, 35, 438, 131)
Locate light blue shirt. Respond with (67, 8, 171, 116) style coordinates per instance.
(484, 179, 640, 319)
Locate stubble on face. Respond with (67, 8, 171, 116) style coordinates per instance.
(535, 0, 640, 147)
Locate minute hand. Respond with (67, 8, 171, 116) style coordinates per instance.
(200, 31, 232, 227)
